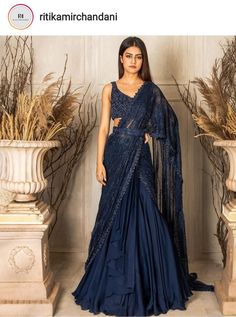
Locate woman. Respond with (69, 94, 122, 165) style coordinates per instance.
(72, 36, 214, 316)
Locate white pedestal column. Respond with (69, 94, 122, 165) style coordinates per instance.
(215, 209, 236, 315)
(0, 212, 60, 317)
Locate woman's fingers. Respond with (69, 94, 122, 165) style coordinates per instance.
(101, 171, 106, 185)
(96, 168, 107, 186)
(103, 167, 107, 182)
(97, 175, 106, 186)
(100, 178, 106, 186)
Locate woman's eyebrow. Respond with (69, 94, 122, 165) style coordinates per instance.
(125, 52, 143, 56)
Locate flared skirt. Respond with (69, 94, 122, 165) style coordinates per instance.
(71, 146, 193, 316)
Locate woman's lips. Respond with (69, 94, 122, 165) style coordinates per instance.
(129, 65, 136, 68)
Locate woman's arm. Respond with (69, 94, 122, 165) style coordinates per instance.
(96, 83, 112, 185)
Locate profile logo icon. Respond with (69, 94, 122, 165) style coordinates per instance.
(8, 4, 34, 30)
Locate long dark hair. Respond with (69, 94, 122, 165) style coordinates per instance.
(118, 36, 152, 82)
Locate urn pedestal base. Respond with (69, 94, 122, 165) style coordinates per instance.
(0, 201, 50, 224)
(0, 200, 50, 224)
(0, 211, 60, 316)
(0, 281, 60, 317)
(215, 212, 236, 315)
(215, 280, 236, 315)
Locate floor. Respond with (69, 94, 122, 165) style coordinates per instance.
(51, 252, 230, 317)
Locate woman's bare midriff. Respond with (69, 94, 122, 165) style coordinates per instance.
(113, 117, 121, 127)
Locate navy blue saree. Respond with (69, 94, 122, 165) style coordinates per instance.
(72, 81, 214, 316)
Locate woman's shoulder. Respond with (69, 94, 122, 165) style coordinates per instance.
(101, 82, 113, 100)
(102, 82, 113, 91)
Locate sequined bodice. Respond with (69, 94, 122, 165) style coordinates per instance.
(110, 81, 147, 120)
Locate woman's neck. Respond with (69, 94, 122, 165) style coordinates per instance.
(119, 73, 142, 84)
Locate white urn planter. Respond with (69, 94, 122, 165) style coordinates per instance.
(0, 139, 60, 224)
(0, 139, 61, 317)
(214, 140, 236, 315)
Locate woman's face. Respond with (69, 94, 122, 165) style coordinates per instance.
(120, 46, 143, 75)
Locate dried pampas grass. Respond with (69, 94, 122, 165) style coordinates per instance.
(191, 37, 236, 140)
(173, 36, 236, 267)
(0, 75, 78, 141)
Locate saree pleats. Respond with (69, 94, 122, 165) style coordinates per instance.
(72, 140, 192, 316)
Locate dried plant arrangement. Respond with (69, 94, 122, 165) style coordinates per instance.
(0, 36, 98, 237)
(173, 36, 236, 267)
(0, 73, 78, 141)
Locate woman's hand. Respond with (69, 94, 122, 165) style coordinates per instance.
(144, 132, 150, 144)
(96, 162, 107, 186)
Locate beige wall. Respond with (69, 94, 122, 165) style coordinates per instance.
(0, 36, 232, 263)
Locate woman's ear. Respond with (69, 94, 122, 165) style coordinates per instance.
(120, 55, 123, 64)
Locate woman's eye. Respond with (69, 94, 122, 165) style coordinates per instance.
(125, 55, 142, 60)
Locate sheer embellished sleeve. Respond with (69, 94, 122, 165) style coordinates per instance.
(147, 84, 214, 292)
